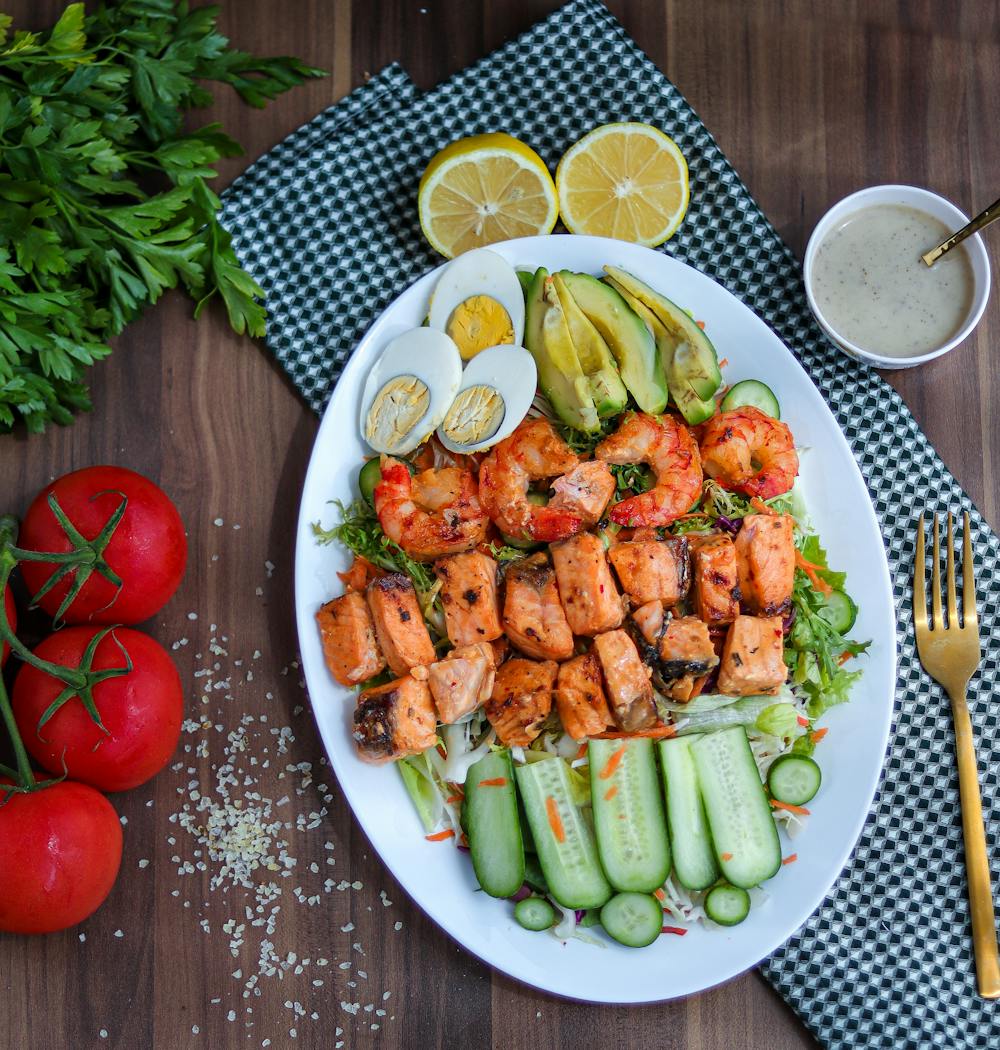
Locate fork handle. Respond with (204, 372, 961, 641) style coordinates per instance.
(949, 687, 1000, 998)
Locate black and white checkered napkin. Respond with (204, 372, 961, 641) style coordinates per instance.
(221, 1, 999, 1044)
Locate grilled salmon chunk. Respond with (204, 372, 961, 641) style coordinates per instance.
(502, 553, 575, 661)
(548, 460, 616, 526)
(486, 657, 556, 746)
(353, 675, 437, 763)
(658, 616, 719, 702)
(419, 643, 496, 724)
(631, 598, 665, 645)
(434, 551, 502, 646)
(316, 592, 385, 687)
(555, 652, 615, 740)
(366, 573, 436, 675)
(692, 535, 740, 626)
(593, 629, 658, 732)
(717, 615, 787, 696)
(551, 532, 623, 636)
(608, 536, 689, 606)
(735, 513, 795, 616)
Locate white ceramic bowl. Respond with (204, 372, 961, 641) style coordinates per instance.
(803, 184, 991, 370)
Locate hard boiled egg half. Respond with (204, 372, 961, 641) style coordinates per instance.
(427, 249, 525, 360)
(360, 328, 462, 455)
(437, 344, 537, 454)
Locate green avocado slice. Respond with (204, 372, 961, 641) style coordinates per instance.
(558, 271, 668, 415)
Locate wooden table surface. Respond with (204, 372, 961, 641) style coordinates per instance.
(1, 2, 997, 1048)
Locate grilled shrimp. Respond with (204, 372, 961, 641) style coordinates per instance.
(699, 406, 798, 500)
(595, 412, 703, 527)
(478, 417, 584, 542)
(374, 458, 488, 561)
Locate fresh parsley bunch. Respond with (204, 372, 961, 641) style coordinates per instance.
(0, 1, 325, 432)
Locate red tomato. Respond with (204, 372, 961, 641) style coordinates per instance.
(18, 466, 187, 625)
(0, 779, 123, 934)
(1, 584, 14, 666)
(13, 626, 183, 792)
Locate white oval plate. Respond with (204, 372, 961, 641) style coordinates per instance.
(294, 235, 896, 1003)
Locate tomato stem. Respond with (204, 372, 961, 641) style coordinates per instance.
(0, 520, 130, 749)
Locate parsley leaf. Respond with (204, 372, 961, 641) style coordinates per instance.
(0, 1, 326, 433)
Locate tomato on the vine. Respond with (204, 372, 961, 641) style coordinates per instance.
(1, 584, 14, 666)
(13, 627, 183, 792)
(19, 466, 187, 625)
(0, 779, 123, 934)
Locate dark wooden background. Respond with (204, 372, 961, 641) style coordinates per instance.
(1, 2, 997, 1048)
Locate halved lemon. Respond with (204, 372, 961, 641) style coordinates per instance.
(555, 123, 690, 246)
(418, 132, 558, 259)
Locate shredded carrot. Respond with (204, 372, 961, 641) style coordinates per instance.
(782, 854, 798, 866)
(604, 785, 618, 802)
(795, 550, 834, 597)
(688, 675, 709, 701)
(696, 320, 706, 330)
(717, 355, 728, 366)
(770, 799, 811, 816)
(720, 852, 734, 861)
(796, 715, 810, 728)
(838, 650, 853, 665)
(575, 743, 588, 761)
(460, 832, 469, 848)
(545, 796, 566, 844)
(661, 926, 688, 936)
(447, 783, 465, 799)
(444, 794, 464, 805)
(811, 727, 829, 744)
(598, 743, 627, 780)
(596, 725, 678, 740)
(654, 888, 666, 902)
(425, 829, 455, 842)
(436, 742, 447, 759)
(478, 777, 507, 788)
(750, 497, 777, 516)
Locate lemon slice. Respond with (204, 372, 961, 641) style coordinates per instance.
(555, 123, 690, 246)
(418, 133, 558, 259)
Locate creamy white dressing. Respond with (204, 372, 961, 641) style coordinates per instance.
(811, 204, 975, 358)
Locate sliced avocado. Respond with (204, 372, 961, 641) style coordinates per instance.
(516, 269, 534, 299)
(558, 271, 668, 415)
(603, 266, 722, 401)
(524, 268, 600, 434)
(604, 274, 715, 426)
(551, 273, 627, 418)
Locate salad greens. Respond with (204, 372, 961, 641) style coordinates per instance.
(0, 1, 325, 432)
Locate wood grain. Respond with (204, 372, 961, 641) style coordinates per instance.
(1, 2, 997, 1048)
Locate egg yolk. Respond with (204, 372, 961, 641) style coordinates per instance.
(442, 384, 505, 446)
(365, 375, 430, 453)
(446, 296, 514, 360)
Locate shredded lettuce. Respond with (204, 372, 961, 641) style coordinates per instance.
(755, 702, 801, 738)
(675, 696, 779, 735)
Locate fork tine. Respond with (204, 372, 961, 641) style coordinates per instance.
(962, 510, 978, 628)
(946, 512, 958, 629)
(914, 515, 927, 632)
(931, 512, 943, 630)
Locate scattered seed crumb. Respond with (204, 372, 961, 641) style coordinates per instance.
(214, 518, 224, 526)
(99, 1030, 108, 1040)
(187, 612, 198, 621)
(138, 858, 149, 869)
(114, 930, 123, 939)
(79, 933, 86, 942)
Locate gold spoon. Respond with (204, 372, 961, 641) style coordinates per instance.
(922, 195, 1000, 266)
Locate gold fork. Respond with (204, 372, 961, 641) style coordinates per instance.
(914, 511, 1000, 998)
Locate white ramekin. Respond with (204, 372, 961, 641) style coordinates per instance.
(803, 184, 992, 370)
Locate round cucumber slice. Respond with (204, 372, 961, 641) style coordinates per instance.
(704, 883, 751, 926)
(358, 457, 382, 505)
(599, 892, 663, 948)
(721, 379, 780, 419)
(818, 589, 858, 633)
(767, 753, 822, 806)
(514, 896, 557, 932)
